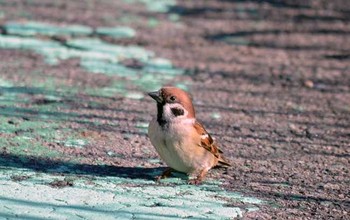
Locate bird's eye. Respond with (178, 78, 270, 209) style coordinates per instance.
(169, 96, 176, 102)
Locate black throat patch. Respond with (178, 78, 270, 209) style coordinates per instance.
(171, 107, 184, 117)
(157, 103, 167, 127)
(157, 104, 185, 127)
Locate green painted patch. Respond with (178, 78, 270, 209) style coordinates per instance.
(174, 82, 190, 91)
(106, 151, 125, 158)
(85, 81, 126, 98)
(0, 19, 187, 98)
(4, 21, 93, 37)
(0, 78, 70, 102)
(211, 112, 222, 119)
(67, 38, 153, 62)
(136, 122, 149, 133)
(0, 33, 185, 96)
(124, 91, 145, 99)
(0, 78, 13, 87)
(61, 139, 88, 149)
(0, 77, 91, 157)
(0, 114, 89, 152)
(119, 15, 142, 24)
(220, 36, 250, 46)
(0, 79, 26, 106)
(0, 115, 58, 136)
(0, 136, 62, 158)
(96, 26, 136, 38)
(168, 13, 181, 22)
(67, 38, 184, 93)
(147, 17, 160, 27)
(0, 113, 66, 159)
(80, 59, 138, 76)
(124, 0, 177, 13)
(147, 158, 161, 164)
(0, 168, 263, 219)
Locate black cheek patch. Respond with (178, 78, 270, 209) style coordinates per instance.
(171, 108, 184, 117)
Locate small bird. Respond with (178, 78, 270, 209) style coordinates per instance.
(148, 87, 230, 184)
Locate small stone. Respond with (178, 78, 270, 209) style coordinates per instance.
(48, 179, 74, 188)
(304, 80, 314, 88)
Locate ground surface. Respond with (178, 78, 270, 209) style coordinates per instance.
(0, 0, 349, 219)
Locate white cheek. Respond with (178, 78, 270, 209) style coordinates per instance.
(163, 103, 188, 120)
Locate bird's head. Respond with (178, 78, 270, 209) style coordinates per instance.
(148, 87, 195, 124)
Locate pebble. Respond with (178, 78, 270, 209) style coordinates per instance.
(304, 80, 314, 88)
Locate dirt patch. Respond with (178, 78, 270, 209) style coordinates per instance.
(48, 179, 74, 188)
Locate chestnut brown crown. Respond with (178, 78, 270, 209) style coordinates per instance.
(148, 87, 196, 118)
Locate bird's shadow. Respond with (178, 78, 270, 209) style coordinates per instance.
(0, 153, 165, 181)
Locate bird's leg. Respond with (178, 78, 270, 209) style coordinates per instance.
(188, 169, 208, 185)
(156, 167, 173, 182)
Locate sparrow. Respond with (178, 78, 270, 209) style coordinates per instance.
(148, 87, 230, 184)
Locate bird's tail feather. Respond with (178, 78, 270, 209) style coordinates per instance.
(217, 156, 231, 167)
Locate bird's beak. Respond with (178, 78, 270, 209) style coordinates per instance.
(148, 91, 162, 103)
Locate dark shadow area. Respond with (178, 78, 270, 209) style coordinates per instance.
(0, 86, 63, 96)
(219, 0, 312, 9)
(0, 152, 163, 180)
(169, 5, 232, 17)
(0, 85, 150, 135)
(168, 0, 350, 23)
(207, 37, 343, 51)
(168, 0, 310, 20)
(323, 53, 350, 60)
(0, 105, 146, 128)
(294, 14, 350, 22)
(0, 104, 149, 136)
(207, 29, 350, 41)
(167, 4, 260, 21)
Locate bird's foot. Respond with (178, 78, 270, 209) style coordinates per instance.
(155, 167, 173, 182)
(188, 178, 202, 185)
(187, 169, 208, 185)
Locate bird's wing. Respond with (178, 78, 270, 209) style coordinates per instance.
(193, 121, 231, 167)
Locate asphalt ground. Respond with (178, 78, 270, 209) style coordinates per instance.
(0, 0, 349, 219)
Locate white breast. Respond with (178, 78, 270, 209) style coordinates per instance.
(148, 118, 213, 174)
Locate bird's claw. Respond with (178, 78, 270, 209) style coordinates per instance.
(188, 178, 202, 185)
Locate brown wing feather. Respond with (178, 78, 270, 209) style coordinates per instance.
(193, 121, 231, 167)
